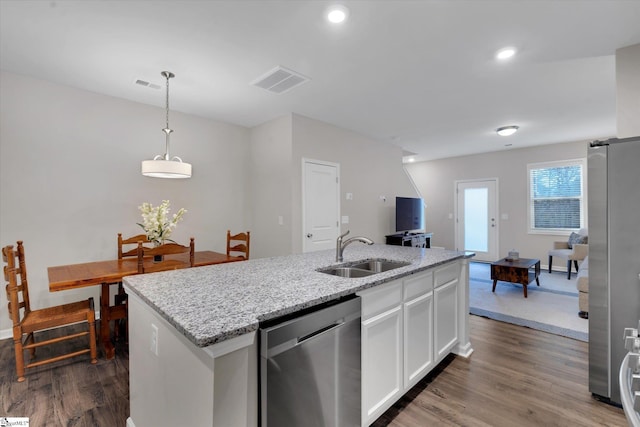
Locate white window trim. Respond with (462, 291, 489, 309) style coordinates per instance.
(527, 158, 586, 236)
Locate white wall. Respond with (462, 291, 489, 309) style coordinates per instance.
(249, 114, 293, 258)
(0, 71, 250, 335)
(616, 43, 640, 137)
(291, 114, 418, 252)
(404, 141, 589, 266)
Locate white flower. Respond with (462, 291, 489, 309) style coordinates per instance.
(137, 200, 187, 245)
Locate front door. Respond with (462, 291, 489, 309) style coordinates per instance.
(302, 159, 340, 253)
(455, 179, 498, 261)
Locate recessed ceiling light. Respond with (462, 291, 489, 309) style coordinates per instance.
(496, 125, 519, 136)
(326, 5, 349, 23)
(496, 47, 517, 60)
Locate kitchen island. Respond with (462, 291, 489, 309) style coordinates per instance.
(123, 244, 473, 427)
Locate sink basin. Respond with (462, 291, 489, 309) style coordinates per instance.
(317, 258, 410, 278)
(348, 259, 411, 273)
(319, 267, 375, 278)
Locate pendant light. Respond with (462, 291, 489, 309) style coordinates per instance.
(141, 71, 192, 179)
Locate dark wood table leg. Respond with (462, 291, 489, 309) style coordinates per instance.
(523, 283, 528, 298)
(492, 279, 497, 292)
(100, 283, 115, 359)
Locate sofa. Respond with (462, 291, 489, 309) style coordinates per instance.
(576, 255, 589, 319)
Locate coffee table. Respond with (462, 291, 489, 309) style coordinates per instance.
(490, 257, 541, 298)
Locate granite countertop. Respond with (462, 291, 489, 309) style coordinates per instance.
(123, 244, 470, 348)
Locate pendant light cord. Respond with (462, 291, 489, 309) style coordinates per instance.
(165, 72, 170, 130)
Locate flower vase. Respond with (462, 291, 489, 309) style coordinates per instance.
(153, 240, 164, 263)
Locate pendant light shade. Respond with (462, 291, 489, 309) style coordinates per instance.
(141, 159, 192, 178)
(141, 71, 192, 179)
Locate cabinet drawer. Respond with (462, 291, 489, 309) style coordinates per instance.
(434, 261, 460, 288)
(403, 270, 433, 301)
(358, 279, 403, 320)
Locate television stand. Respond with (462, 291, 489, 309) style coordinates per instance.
(385, 232, 433, 248)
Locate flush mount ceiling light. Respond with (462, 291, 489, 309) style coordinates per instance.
(326, 4, 349, 23)
(496, 47, 517, 60)
(141, 71, 192, 179)
(496, 125, 519, 136)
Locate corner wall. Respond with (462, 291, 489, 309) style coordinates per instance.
(291, 114, 418, 253)
(616, 43, 640, 137)
(249, 115, 294, 258)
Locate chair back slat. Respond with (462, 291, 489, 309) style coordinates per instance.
(227, 230, 250, 260)
(137, 238, 195, 274)
(2, 244, 29, 327)
(118, 233, 151, 259)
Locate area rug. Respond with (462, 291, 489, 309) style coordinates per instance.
(469, 262, 588, 342)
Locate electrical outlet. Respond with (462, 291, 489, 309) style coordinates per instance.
(150, 323, 158, 356)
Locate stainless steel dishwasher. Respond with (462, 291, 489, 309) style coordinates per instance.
(260, 296, 361, 427)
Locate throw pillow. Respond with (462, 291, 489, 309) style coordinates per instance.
(568, 232, 588, 249)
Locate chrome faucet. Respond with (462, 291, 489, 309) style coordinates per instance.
(336, 230, 374, 262)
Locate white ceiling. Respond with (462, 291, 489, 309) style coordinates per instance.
(2, 0, 639, 162)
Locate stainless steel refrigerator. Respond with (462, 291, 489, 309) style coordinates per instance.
(588, 136, 640, 405)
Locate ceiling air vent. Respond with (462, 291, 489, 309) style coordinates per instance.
(251, 66, 310, 94)
(134, 79, 161, 90)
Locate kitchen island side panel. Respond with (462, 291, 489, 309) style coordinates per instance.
(126, 289, 257, 427)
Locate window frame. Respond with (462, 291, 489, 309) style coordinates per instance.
(527, 158, 586, 235)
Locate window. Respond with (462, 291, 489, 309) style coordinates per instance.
(527, 159, 585, 234)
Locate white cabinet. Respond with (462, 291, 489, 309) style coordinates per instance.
(361, 304, 403, 423)
(360, 279, 403, 425)
(403, 270, 434, 390)
(434, 262, 459, 362)
(359, 261, 463, 426)
(359, 269, 435, 426)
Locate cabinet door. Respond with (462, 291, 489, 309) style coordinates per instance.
(434, 279, 458, 362)
(361, 305, 403, 426)
(403, 291, 433, 390)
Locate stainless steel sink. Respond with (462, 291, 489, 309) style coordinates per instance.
(348, 259, 411, 273)
(318, 267, 375, 278)
(318, 258, 410, 278)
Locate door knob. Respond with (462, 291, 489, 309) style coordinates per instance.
(306, 233, 313, 238)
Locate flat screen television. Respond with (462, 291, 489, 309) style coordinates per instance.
(395, 197, 425, 233)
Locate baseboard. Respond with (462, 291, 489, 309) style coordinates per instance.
(453, 341, 474, 358)
(0, 328, 11, 340)
(472, 260, 573, 274)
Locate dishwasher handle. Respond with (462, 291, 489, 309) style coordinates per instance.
(297, 320, 344, 345)
(264, 319, 345, 359)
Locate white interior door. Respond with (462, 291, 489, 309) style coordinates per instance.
(455, 179, 498, 262)
(302, 159, 340, 253)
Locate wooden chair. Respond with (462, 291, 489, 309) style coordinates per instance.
(110, 233, 152, 340)
(118, 233, 150, 259)
(116, 233, 151, 301)
(227, 230, 250, 260)
(2, 241, 97, 382)
(137, 238, 195, 274)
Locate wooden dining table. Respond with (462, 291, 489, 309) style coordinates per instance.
(48, 251, 243, 359)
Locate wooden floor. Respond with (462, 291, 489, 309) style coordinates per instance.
(0, 322, 129, 426)
(0, 316, 627, 426)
